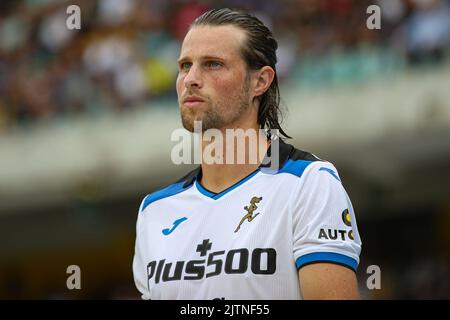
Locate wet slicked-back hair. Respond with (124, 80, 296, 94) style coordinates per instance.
(191, 8, 291, 139)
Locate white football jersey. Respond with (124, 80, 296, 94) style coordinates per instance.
(133, 140, 362, 299)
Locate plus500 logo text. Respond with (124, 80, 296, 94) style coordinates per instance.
(147, 240, 276, 285)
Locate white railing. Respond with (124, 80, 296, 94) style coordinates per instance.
(1, 64, 450, 213)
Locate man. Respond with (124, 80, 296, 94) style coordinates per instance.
(133, 8, 362, 300)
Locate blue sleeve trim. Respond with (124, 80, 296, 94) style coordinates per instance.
(278, 159, 314, 178)
(295, 252, 358, 271)
(141, 181, 192, 213)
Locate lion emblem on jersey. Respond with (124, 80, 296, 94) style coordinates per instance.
(234, 196, 263, 233)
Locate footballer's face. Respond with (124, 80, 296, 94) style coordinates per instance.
(176, 25, 253, 132)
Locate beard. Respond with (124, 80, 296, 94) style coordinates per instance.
(180, 77, 251, 133)
(180, 100, 223, 132)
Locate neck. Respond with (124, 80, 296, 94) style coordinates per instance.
(199, 123, 270, 194)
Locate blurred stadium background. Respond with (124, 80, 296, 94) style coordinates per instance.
(1, 0, 450, 299)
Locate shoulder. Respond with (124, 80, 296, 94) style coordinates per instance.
(274, 139, 337, 181)
(276, 143, 349, 209)
(139, 166, 200, 213)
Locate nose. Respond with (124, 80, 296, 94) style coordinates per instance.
(183, 64, 202, 89)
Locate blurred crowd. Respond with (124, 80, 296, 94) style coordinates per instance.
(0, 0, 449, 131)
(359, 256, 450, 299)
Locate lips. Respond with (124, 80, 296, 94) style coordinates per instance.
(184, 96, 204, 103)
(183, 96, 205, 107)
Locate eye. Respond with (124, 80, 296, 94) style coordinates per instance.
(179, 62, 192, 71)
(205, 61, 222, 69)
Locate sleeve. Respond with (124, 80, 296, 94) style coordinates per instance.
(291, 161, 362, 272)
(132, 196, 151, 300)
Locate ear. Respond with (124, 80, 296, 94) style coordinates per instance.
(252, 66, 275, 100)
